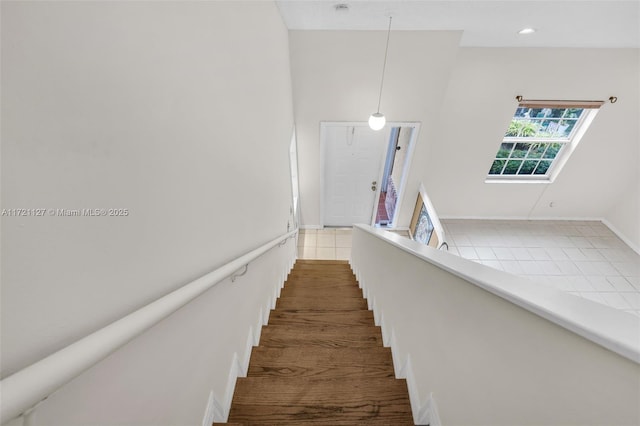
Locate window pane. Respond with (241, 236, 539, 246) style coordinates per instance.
(497, 143, 513, 158)
(489, 160, 506, 174)
(528, 144, 546, 159)
(543, 143, 563, 159)
(506, 119, 538, 137)
(559, 119, 578, 137)
(489, 105, 594, 180)
(549, 108, 567, 118)
(519, 160, 538, 175)
(564, 108, 584, 119)
(534, 160, 552, 175)
(504, 160, 522, 174)
(512, 143, 530, 158)
(506, 108, 585, 140)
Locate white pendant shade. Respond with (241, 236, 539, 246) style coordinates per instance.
(368, 112, 386, 131)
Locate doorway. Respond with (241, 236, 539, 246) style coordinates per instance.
(374, 126, 416, 227)
(321, 122, 419, 228)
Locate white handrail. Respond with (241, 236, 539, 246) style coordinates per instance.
(0, 229, 298, 424)
(353, 224, 640, 364)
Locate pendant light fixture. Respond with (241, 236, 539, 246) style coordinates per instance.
(369, 16, 392, 131)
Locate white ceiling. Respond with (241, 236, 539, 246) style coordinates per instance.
(277, 1, 640, 48)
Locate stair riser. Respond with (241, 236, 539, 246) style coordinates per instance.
(276, 299, 368, 311)
(247, 365, 395, 379)
(267, 311, 374, 327)
(279, 287, 363, 297)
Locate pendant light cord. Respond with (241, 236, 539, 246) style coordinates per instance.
(376, 16, 392, 114)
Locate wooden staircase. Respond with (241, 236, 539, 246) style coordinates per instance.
(221, 259, 414, 425)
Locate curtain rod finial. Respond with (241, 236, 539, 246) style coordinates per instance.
(609, 96, 617, 104)
(516, 95, 523, 102)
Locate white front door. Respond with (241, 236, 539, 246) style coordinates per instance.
(322, 124, 388, 227)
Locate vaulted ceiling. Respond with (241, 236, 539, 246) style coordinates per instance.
(277, 1, 639, 48)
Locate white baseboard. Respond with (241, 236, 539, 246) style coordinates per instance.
(440, 216, 640, 255)
(357, 272, 433, 426)
(418, 392, 442, 426)
(201, 391, 216, 426)
(300, 224, 323, 230)
(439, 215, 603, 221)
(602, 218, 640, 255)
(210, 260, 294, 423)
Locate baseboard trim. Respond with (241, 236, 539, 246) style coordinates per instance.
(602, 218, 640, 255)
(439, 215, 604, 221)
(201, 391, 216, 426)
(300, 224, 323, 230)
(210, 260, 295, 423)
(440, 216, 640, 256)
(356, 269, 432, 426)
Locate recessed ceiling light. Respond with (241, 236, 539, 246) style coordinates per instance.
(518, 28, 536, 35)
(334, 4, 349, 12)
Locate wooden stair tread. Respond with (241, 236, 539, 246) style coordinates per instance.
(281, 282, 361, 290)
(285, 275, 357, 283)
(248, 347, 395, 378)
(224, 260, 413, 425)
(228, 377, 413, 424)
(279, 286, 362, 296)
(276, 296, 368, 310)
(268, 310, 374, 326)
(259, 325, 383, 348)
(295, 259, 350, 265)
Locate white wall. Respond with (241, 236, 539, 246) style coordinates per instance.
(351, 226, 640, 426)
(289, 30, 462, 227)
(22, 244, 296, 426)
(422, 48, 639, 245)
(1, 1, 294, 423)
(290, 35, 639, 248)
(605, 177, 640, 253)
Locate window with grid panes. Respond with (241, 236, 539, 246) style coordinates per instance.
(487, 100, 602, 181)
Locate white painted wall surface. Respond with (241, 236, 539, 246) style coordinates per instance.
(421, 48, 639, 243)
(24, 243, 296, 425)
(1, 1, 294, 423)
(351, 226, 640, 426)
(290, 35, 639, 248)
(604, 158, 640, 253)
(289, 30, 463, 227)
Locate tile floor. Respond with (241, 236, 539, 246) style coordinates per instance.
(298, 221, 640, 318)
(297, 228, 352, 261)
(441, 219, 640, 317)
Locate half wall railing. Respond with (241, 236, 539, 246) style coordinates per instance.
(350, 224, 639, 426)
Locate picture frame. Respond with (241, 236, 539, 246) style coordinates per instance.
(409, 184, 445, 249)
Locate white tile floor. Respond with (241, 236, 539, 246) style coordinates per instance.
(297, 228, 352, 261)
(441, 219, 640, 317)
(298, 221, 640, 317)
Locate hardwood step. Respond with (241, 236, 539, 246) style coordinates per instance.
(295, 259, 350, 265)
(289, 266, 354, 273)
(279, 285, 362, 298)
(267, 309, 374, 327)
(247, 347, 395, 379)
(259, 325, 383, 348)
(283, 280, 358, 291)
(285, 273, 357, 282)
(228, 377, 413, 424)
(276, 295, 367, 311)
(289, 263, 353, 272)
(224, 260, 414, 425)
